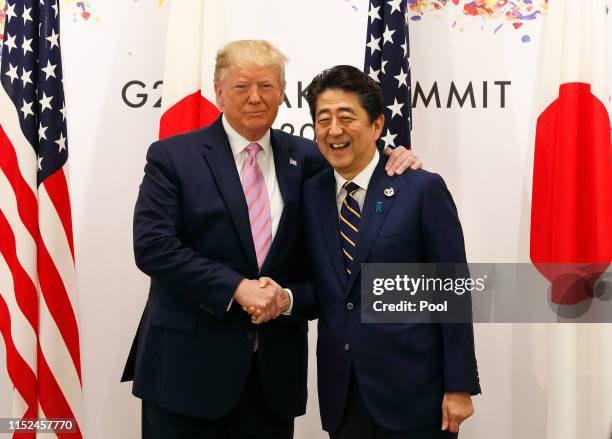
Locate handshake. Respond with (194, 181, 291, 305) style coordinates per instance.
(233, 277, 290, 324)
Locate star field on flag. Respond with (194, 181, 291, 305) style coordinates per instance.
(364, 0, 412, 149)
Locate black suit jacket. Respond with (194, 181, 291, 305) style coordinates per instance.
(301, 158, 481, 432)
(121, 116, 325, 419)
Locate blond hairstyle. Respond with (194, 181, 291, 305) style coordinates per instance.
(214, 40, 289, 86)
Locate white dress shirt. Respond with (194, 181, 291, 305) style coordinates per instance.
(223, 115, 283, 236)
(222, 115, 292, 314)
(334, 149, 380, 214)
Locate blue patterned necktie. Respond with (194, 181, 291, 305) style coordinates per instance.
(339, 181, 361, 277)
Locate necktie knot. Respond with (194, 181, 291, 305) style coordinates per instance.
(245, 142, 262, 159)
(343, 181, 360, 196)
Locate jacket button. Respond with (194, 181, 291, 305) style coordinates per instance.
(346, 302, 354, 310)
(344, 343, 351, 351)
(246, 331, 254, 340)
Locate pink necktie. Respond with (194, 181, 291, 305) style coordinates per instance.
(241, 143, 272, 271)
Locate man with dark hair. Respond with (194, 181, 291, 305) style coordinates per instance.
(262, 65, 480, 439)
(123, 40, 421, 439)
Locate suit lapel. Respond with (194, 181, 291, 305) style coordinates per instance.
(200, 117, 259, 271)
(347, 158, 398, 292)
(260, 131, 301, 272)
(315, 169, 347, 284)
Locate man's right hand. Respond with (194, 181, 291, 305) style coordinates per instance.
(233, 279, 281, 323)
(441, 392, 474, 433)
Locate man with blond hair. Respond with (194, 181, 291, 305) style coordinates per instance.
(122, 40, 419, 439)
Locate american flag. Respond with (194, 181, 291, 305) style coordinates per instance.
(364, 0, 412, 149)
(0, 0, 82, 437)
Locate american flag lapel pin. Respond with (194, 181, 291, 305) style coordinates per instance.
(289, 157, 298, 167)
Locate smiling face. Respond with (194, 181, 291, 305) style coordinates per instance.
(314, 88, 384, 180)
(214, 64, 285, 141)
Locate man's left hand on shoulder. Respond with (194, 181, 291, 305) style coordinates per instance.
(383, 145, 422, 176)
(441, 392, 474, 433)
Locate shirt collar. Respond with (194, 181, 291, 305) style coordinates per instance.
(334, 149, 380, 197)
(222, 114, 272, 157)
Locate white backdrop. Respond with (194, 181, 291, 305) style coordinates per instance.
(1, 1, 611, 438)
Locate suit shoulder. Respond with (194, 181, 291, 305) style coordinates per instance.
(393, 169, 448, 192)
(272, 129, 326, 175)
(395, 170, 459, 218)
(303, 167, 332, 197)
(155, 127, 207, 149)
(272, 129, 317, 154)
(145, 128, 208, 161)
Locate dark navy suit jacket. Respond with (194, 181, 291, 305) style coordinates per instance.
(301, 157, 481, 432)
(121, 116, 325, 420)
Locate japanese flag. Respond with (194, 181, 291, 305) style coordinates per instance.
(531, 0, 612, 304)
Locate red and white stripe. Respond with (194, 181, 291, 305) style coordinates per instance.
(0, 70, 82, 439)
(159, 0, 226, 139)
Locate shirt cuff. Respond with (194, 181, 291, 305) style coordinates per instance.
(282, 288, 293, 315)
(227, 297, 234, 311)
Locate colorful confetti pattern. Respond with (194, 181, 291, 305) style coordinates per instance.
(0, 0, 171, 53)
(62, 1, 97, 23)
(60, 0, 165, 24)
(408, 0, 548, 41)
